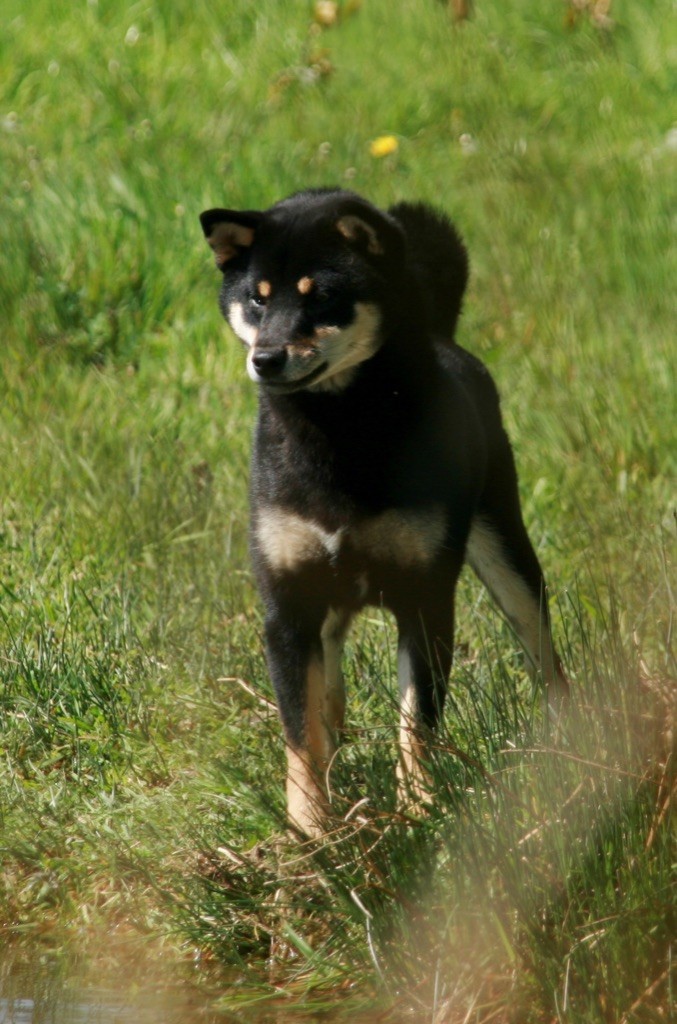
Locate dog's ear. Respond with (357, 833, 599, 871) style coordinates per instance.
(335, 201, 405, 263)
(199, 209, 261, 271)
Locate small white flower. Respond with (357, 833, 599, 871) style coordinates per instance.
(459, 132, 478, 154)
(664, 126, 677, 152)
(298, 66, 319, 85)
(47, 61, 60, 77)
(125, 24, 140, 46)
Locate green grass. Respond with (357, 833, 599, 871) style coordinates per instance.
(1, 0, 675, 1020)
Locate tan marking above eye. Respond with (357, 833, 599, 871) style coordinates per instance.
(257, 280, 272, 298)
(297, 276, 314, 295)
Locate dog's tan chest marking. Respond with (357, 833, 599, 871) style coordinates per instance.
(255, 507, 446, 573)
(353, 509, 446, 567)
(256, 511, 343, 572)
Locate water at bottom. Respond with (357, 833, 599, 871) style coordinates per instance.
(0, 934, 226, 1024)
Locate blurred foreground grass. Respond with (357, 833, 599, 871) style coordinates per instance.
(0, 1, 675, 1021)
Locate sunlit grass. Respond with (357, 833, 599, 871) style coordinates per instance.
(1, 0, 674, 1020)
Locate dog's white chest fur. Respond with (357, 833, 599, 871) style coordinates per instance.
(255, 506, 446, 573)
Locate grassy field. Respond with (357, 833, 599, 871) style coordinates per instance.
(1, 0, 675, 1020)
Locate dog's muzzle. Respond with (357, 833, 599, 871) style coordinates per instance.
(248, 346, 328, 392)
(251, 347, 287, 380)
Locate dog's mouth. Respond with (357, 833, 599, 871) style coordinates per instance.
(259, 361, 329, 394)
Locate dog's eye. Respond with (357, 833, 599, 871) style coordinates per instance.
(249, 294, 267, 310)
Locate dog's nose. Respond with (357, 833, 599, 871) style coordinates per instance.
(252, 348, 287, 378)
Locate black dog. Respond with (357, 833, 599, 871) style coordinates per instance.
(200, 189, 567, 836)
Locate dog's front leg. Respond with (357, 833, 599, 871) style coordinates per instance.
(395, 592, 455, 807)
(264, 603, 343, 837)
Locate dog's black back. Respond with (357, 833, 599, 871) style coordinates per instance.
(200, 189, 567, 835)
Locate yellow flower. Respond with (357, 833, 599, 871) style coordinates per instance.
(314, 1, 338, 26)
(369, 135, 399, 158)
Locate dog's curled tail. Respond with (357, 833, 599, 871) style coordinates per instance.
(389, 201, 469, 343)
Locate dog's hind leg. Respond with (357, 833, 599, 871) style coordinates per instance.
(265, 603, 351, 837)
(466, 511, 568, 709)
(465, 424, 569, 709)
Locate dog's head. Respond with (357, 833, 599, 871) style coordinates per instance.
(200, 190, 405, 394)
